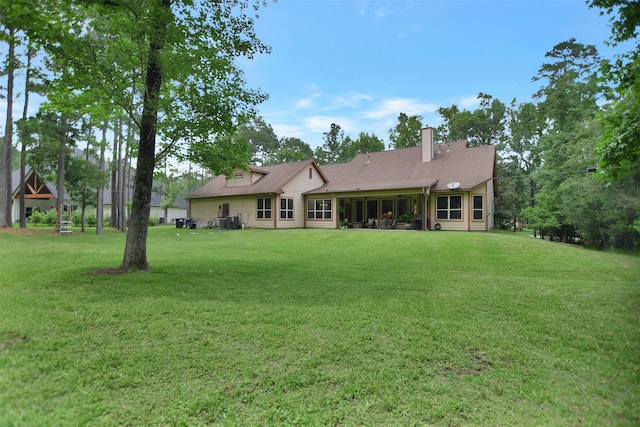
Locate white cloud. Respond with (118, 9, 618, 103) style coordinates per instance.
(375, 4, 391, 19)
(362, 98, 438, 120)
(305, 116, 357, 133)
(329, 92, 373, 110)
(271, 123, 302, 139)
(296, 98, 314, 109)
(459, 95, 480, 108)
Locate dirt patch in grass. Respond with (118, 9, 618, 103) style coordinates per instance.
(0, 333, 29, 352)
(439, 349, 491, 376)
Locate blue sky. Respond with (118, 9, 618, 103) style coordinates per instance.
(0, 0, 625, 155)
(241, 0, 623, 149)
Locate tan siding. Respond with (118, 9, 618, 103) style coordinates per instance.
(190, 199, 219, 222)
(429, 192, 468, 231)
(469, 183, 488, 232)
(306, 219, 336, 229)
(429, 183, 491, 231)
(280, 166, 326, 229)
(227, 168, 251, 187)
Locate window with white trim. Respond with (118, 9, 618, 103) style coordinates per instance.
(257, 197, 272, 219)
(473, 195, 483, 220)
(307, 199, 332, 220)
(436, 195, 462, 220)
(280, 198, 294, 219)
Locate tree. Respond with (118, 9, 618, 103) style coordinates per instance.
(436, 93, 507, 147)
(530, 39, 602, 242)
(588, 0, 640, 182)
(155, 167, 185, 225)
(388, 113, 423, 149)
(0, 24, 15, 227)
(32, 0, 272, 270)
(267, 137, 313, 165)
(314, 123, 345, 165)
(235, 116, 279, 165)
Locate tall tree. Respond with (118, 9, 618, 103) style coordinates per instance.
(314, 123, 345, 165)
(267, 136, 313, 165)
(436, 93, 507, 147)
(529, 38, 602, 242)
(235, 116, 279, 165)
(388, 113, 423, 149)
(588, 0, 640, 182)
(0, 25, 15, 227)
(339, 131, 385, 162)
(35, 0, 272, 270)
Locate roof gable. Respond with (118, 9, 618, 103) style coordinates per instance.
(187, 160, 327, 199)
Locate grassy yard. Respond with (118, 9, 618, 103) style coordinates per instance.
(0, 226, 638, 426)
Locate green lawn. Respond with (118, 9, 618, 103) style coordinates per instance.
(1, 227, 638, 426)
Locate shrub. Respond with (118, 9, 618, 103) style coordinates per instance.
(148, 215, 159, 226)
(103, 214, 111, 226)
(30, 209, 43, 226)
(86, 212, 97, 227)
(71, 210, 83, 226)
(44, 208, 58, 226)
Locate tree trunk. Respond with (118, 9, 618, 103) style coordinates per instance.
(120, 0, 170, 271)
(96, 123, 106, 235)
(118, 117, 128, 232)
(0, 28, 16, 228)
(81, 148, 90, 232)
(19, 47, 33, 229)
(110, 118, 119, 228)
(55, 117, 68, 233)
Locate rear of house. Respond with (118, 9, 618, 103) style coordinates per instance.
(187, 127, 497, 231)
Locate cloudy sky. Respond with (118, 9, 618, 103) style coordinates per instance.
(0, 0, 627, 154)
(241, 0, 624, 149)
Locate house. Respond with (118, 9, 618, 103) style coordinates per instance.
(10, 168, 187, 224)
(187, 127, 497, 231)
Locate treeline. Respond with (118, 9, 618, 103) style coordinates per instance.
(0, 0, 638, 256)
(234, 32, 639, 250)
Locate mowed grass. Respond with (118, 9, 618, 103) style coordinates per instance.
(0, 227, 638, 426)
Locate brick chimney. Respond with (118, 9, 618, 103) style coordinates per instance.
(421, 126, 434, 162)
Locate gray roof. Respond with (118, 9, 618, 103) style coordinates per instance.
(307, 140, 496, 194)
(187, 160, 325, 199)
(187, 140, 496, 198)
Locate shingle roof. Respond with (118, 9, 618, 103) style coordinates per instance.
(187, 140, 496, 198)
(306, 140, 496, 194)
(186, 160, 321, 199)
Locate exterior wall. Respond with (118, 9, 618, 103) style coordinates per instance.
(227, 169, 252, 187)
(149, 206, 187, 223)
(304, 195, 337, 229)
(429, 182, 491, 231)
(278, 165, 327, 229)
(486, 178, 495, 232)
(190, 197, 275, 229)
(12, 198, 56, 223)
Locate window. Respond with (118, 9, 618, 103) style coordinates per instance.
(473, 195, 483, 220)
(309, 167, 313, 179)
(257, 197, 272, 219)
(436, 195, 462, 220)
(307, 199, 332, 220)
(233, 172, 244, 179)
(396, 198, 409, 219)
(280, 198, 294, 219)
